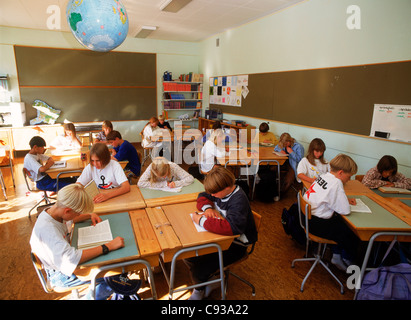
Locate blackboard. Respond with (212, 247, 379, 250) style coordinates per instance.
(210, 61, 411, 136)
(14, 46, 156, 122)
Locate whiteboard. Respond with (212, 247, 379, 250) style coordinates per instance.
(370, 104, 411, 143)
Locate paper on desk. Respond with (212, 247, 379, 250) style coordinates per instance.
(148, 186, 182, 193)
(190, 213, 207, 232)
(350, 198, 372, 213)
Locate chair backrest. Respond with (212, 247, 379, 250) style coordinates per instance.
(355, 174, 364, 182)
(252, 211, 262, 233)
(297, 190, 311, 238)
(31, 252, 53, 293)
(22, 167, 34, 192)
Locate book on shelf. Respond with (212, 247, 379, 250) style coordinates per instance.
(84, 180, 99, 199)
(77, 219, 113, 249)
(378, 186, 411, 194)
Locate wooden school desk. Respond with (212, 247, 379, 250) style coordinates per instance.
(145, 201, 237, 299)
(72, 211, 160, 299)
(92, 185, 146, 214)
(46, 156, 86, 179)
(139, 178, 205, 207)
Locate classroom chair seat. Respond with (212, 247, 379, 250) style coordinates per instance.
(291, 191, 344, 294)
(23, 168, 54, 219)
(31, 252, 89, 299)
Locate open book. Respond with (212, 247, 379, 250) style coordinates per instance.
(50, 160, 66, 169)
(77, 219, 113, 249)
(84, 180, 100, 199)
(378, 186, 411, 194)
(350, 198, 372, 213)
(272, 151, 288, 157)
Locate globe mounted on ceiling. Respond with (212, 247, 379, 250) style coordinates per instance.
(66, 0, 129, 52)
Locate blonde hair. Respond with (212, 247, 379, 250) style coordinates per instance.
(149, 157, 171, 183)
(56, 184, 94, 214)
(278, 132, 295, 149)
(204, 166, 235, 194)
(208, 128, 226, 145)
(329, 154, 358, 175)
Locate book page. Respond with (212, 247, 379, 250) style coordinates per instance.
(379, 186, 411, 194)
(350, 198, 372, 213)
(149, 186, 182, 193)
(50, 160, 66, 169)
(84, 180, 99, 199)
(77, 219, 113, 249)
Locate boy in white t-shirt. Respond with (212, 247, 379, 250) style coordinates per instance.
(303, 153, 359, 270)
(30, 184, 125, 299)
(76, 143, 130, 203)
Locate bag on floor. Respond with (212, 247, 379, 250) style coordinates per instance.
(356, 263, 411, 300)
(281, 202, 305, 245)
(104, 273, 142, 300)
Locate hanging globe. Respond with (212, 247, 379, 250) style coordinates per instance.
(66, 0, 129, 52)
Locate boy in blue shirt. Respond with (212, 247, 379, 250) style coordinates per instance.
(106, 130, 141, 177)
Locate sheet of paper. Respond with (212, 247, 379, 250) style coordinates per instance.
(148, 186, 182, 193)
(350, 198, 372, 213)
(190, 213, 207, 232)
(50, 160, 66, 168)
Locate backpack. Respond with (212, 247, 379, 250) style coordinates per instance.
(281, 203, 306, 245)
(255, 166, 278, 202)
(104, 273, 142, 300)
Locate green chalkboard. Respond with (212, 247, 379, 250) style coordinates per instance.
(14, 46, 156, 122)
(210, 61, 411, 136)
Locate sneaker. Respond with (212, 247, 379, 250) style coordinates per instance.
(188, 289, 204, 300)
(331, 254, 347, 271)
(274, 196, 280, 201)
(205, 277, 221, 298)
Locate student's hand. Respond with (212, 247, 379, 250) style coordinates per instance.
(93, 192, 110, 203)
(192, 212, 203, 225)
(90, 213, 102, 226)
(46, 157, 55, 166)
(167, 181, 176, 188)
(384, 181, 394, 187)
(204, 208, 220, 219)
(111, 149, 117, 156)
(286, 146, 293, 154)
(107, 237, 125, 251)
(348, 198, 357, 205)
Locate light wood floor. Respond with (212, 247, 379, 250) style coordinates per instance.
(0, 146, 355, 300)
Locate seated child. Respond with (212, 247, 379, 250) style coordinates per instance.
(137, 157, 194, 189)
(76, 143, 130, 203)
(186, 166, 258, 300)
(106, 130, 141, 177)
(51, 123, 82, 150)
(94, 120, 113, 144)
(200, 129, 228, 173)
(141, 117, 162, 149)
(158, 115, 172, 131)
(24, 136, 76, 192)
(252, 122, 278, 146)
(274, 132, 304, 191)
(202, 120, 231, 143)
(362, 155, 411, 189)
(297, 138, 330, 185)
(303, 153, 359, 270)
(30, 183, 125, 300)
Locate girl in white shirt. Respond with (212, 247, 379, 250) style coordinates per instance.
(138, 157, 194, 189)
(141, 117, 162, 149)
(51, 123, 82, 150)
(200, 129, 227, 173)
(76, 143, 130, 203)
(297, 138, 330, 184)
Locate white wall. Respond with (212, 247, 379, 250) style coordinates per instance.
(199, 0, 411, 176)
(0, 26, 200, 142)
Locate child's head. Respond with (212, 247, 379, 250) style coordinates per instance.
(203, 166, 235, 197)
(106, 130, 122, 147)
(259, 122, 270, 134)
(56, 183, 94, 215)
(158, 115, 165, 124)
(63, 123, 76, 137)
(90, 143, 111, 169)
(330, 154, 358, 183)
(377, 155, 397, 178)
(278, 132, 294, 148)
(150, 157, 171, 183)
(102, 120, 113, 135)
(29, 136, 46, 149)
(209, 128, 226, 145)
(307, 138, 327, 165)
(212, 120, 222, 130)
(149, 117, 159, 127)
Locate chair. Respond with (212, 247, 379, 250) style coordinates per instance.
(291, 191, 344, 294)
(0, 146, 16, 200)
(23, 168, 53, 219)
(31, 252, 89, 299)
(355, 174, 364, 182)
(56, 170, 82, 192)
(221, 211, 262, 297)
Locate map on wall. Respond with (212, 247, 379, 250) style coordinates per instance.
(209, 75, 249, 107)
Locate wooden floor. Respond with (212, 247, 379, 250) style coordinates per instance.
(0, 145, 355, 300)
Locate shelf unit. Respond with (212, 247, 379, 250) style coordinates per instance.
(162, 80, 202, 112)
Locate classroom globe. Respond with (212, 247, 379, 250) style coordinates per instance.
(66, 0, 129, 52)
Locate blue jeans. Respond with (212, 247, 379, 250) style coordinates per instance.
(37, 174, 76, 192)
(46, 269, 113, 300)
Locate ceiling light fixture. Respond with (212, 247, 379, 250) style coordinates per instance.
(134, 26, 157, 38)
(159, 0, 192, 13)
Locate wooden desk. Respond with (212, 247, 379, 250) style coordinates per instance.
(46, 157, 86, 179)
(45, 146, 89, 159)
(139, 179, 205, 207)
(93, 185, 146, 214)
